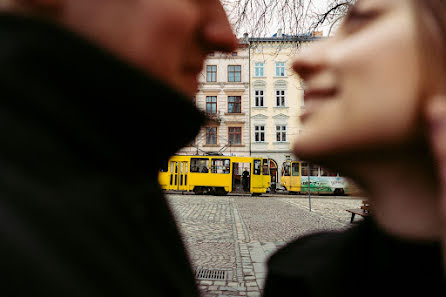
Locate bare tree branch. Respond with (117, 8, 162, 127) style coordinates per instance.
(223, 0, 356, 37)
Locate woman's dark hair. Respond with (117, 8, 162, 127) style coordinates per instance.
(413, 0, 446, 94)
(418, 0, 446, 39)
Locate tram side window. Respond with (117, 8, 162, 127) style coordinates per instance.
(320, 167, 327, 176)
(159, 162, 169, 172)
(253, 160, 261, 175)
(282, 163, 291, 176)
(292, 163, 300, 176)
(191, 158, 210, 173)
(262, 159, 269, 175)
(320, 168, 337, 177)
(311, 164, 319, 177)
(211, 159, 230, 174)
(301, 162, 308, 176)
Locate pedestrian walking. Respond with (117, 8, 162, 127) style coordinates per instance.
(242, 168, 250, 192)
(263, 0, 446, 296)
(0, 0, 237, 296)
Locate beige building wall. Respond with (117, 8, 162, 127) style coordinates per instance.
(178, 36, 320, 184)
(249, 38, 308, 184)
(178, 45, 250, 156)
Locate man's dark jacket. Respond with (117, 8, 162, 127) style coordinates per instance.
(0, 13, 204, 297)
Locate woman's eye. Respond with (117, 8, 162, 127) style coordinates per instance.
(343, 9, 379, 32)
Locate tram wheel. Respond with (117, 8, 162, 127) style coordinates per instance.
(334, 188, 345, 195)
(215, 188, 228, 196)
(194, 187, 204, 195)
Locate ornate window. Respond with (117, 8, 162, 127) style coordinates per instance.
(206, 65, 217, 82)
(276, 90, 286, 107)
(255, 90, 264, 107)
(228, 127, 242, 144)
(206, 96, 217, 114)
(255, 62, 264, 77)
(255, 125, 265, 142)
(275, 62, 285, 76)
(276, 125, 287, 142)
(228, 65, 241, 82)
(206, 127, 217, 145)
(228, 96, 241, 113)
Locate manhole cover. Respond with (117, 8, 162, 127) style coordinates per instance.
(194, 268, 232, 280)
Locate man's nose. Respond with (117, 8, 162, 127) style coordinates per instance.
(200, 0, 238, 53)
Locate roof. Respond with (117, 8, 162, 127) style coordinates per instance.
(247, 32, 323, 43)
(248, 36, 321, 43)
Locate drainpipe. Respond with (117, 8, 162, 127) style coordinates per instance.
(247, 35, 252, 157)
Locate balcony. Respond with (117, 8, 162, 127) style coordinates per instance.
(205, 111, 222, 124)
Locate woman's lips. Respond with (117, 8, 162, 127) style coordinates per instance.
(301, 88, 339, 122)
(304, 88, 338, 101)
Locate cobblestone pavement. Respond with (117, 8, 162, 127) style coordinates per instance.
(167, 193, 364, 297)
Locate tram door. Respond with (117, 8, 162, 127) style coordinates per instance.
(250, 159, 263, 191)
(289, 161, 297, 190)
(290, 162, 301, 192)
(169, 161, 189, 191)
(269, 159, 278, 185)
(232, 162, 251, 193)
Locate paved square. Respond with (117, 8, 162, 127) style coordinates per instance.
(167, 194, 363, 297)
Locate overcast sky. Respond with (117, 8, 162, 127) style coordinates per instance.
(223, 0, 344, 38)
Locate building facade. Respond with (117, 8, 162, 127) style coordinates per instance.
(178, 33, 320, 186)
(249, 35, 314, 183)
(178, 44, 250, 156)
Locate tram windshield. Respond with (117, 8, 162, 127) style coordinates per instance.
(253, 160, 261, 175)
(292, 163, 300, 176)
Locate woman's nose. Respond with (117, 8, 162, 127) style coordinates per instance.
(200, 0, 238, 53)
(292, 41, 329, 81)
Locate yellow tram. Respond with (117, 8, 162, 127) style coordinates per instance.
(280, 161, 302, 192)
(159, 155, 271, 195)
(281, 161, 360, 195)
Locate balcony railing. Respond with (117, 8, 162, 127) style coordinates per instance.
(205, 111, 222, 123)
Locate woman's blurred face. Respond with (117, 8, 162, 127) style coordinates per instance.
(293, 0, 422, 162)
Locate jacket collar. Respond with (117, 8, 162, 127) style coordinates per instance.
(0, 13, 205, 177)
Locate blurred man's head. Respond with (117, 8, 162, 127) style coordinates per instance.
(2, 0, 237, 97)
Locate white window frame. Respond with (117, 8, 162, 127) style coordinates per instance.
(254, 125, 265, 143)
(255, 62, 264, 77)
(254, 89, 264, 107)
(275, 62, 286, 77)
(275, 89, 286, 107)
(276, 125, 287, 142)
